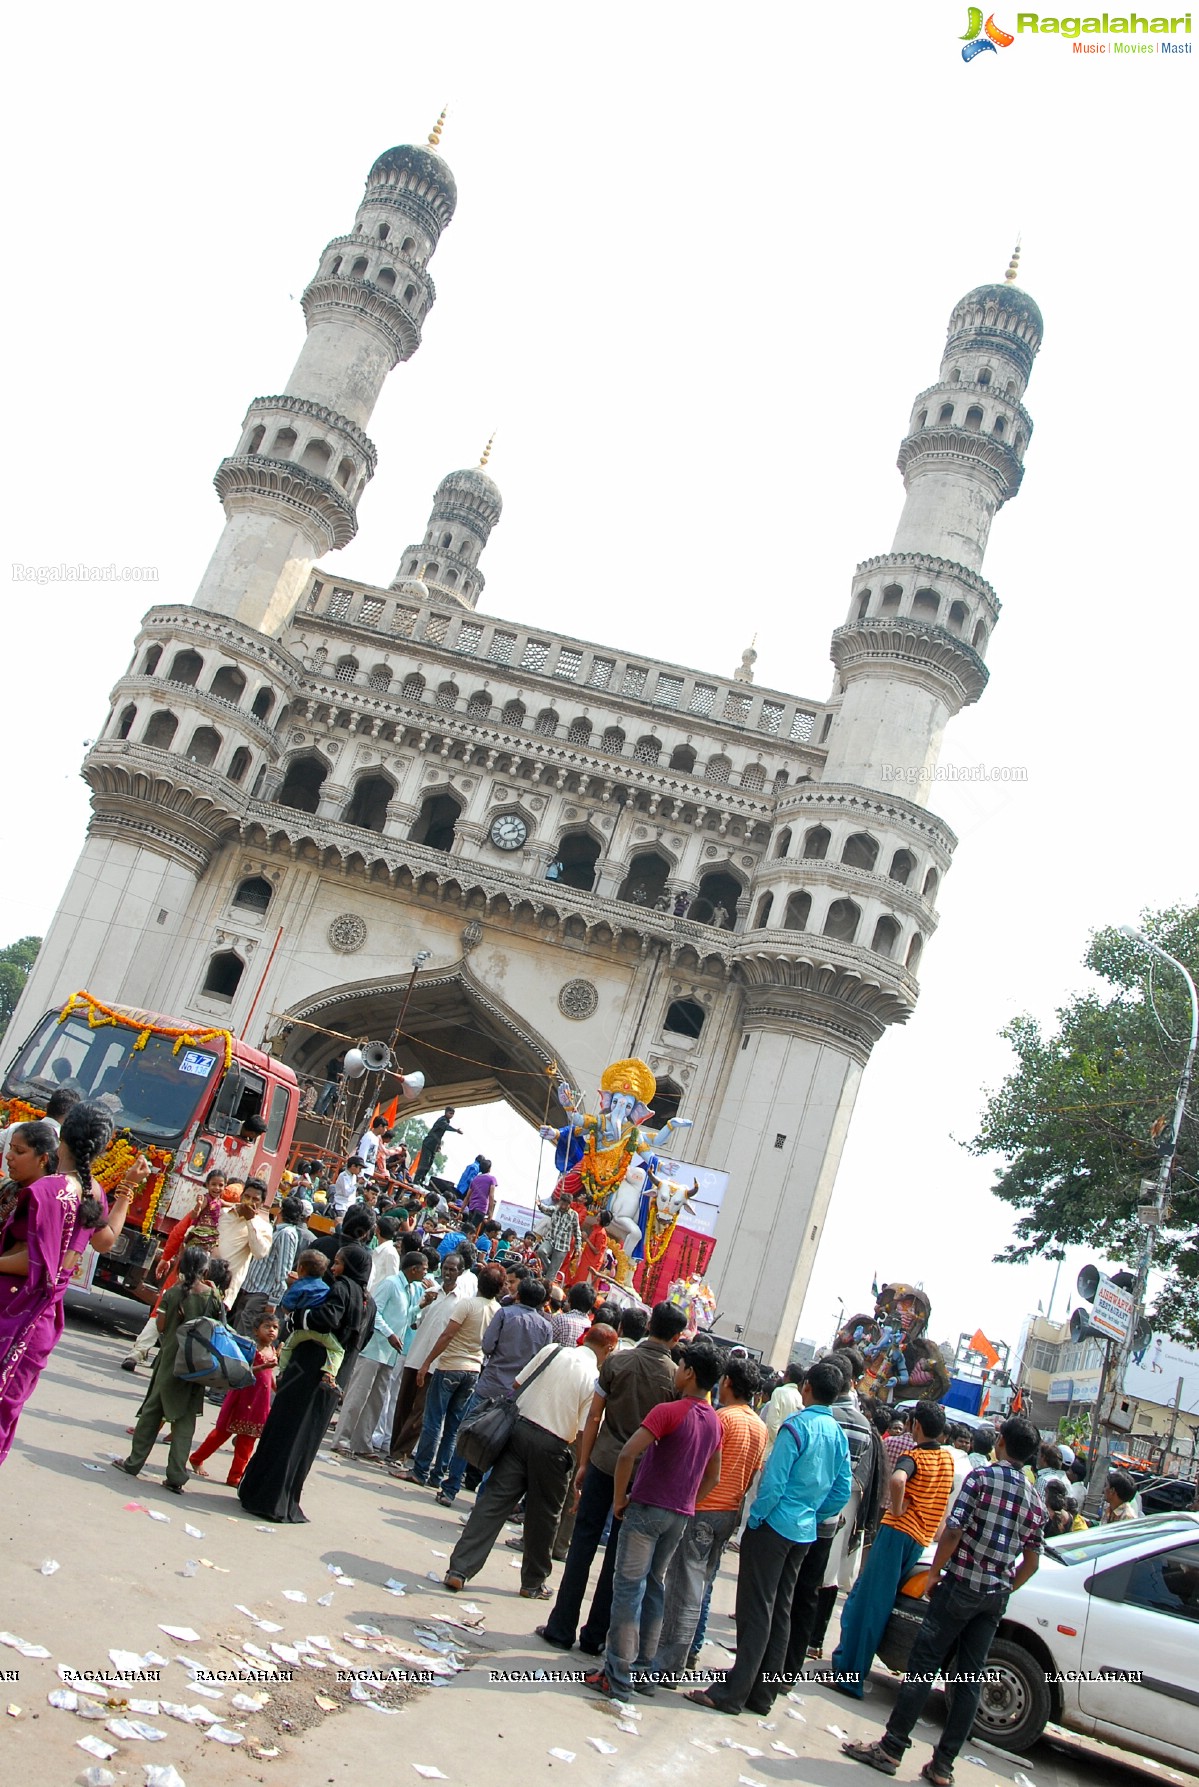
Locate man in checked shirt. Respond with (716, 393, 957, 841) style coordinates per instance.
(843, 1415, 1046, 1787)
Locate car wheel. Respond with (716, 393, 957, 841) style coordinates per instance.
(946, 1637, 1051, 1754)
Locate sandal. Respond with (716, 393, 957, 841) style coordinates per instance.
(921, 1764, 954, 1787)
(842, 1740, 900, 1776)
(686, 1689, 734, 1713)
(443, 1572, 465, 1592)
(519, 1584, 551, 1600)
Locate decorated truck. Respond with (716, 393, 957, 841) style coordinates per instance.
(1, 990, 299, 1297)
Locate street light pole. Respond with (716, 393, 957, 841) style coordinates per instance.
(1113, 928, 1199, 1400)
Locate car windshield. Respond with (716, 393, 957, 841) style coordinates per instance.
(1046, 1514, 1199, 1566)
(4, 1011, 218, 1144)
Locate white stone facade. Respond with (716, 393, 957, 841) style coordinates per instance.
(4, 140, 1042, 1363)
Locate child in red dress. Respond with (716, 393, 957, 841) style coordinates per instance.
(189, 1313, 279, 1486)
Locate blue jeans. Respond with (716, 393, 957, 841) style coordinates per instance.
(605, 1502, 687, 1699)
(544, 1463, 616, 1647)
(413, 1369, 478, 1484)
(441, 1391, 495, 1499)
(830, 1524, 924, 1695)
(882, 1578, 1010, 1772)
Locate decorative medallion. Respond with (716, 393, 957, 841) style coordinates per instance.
(328, 912, 367, 954)
(290, 730, 305, 745)
(461, 919, 483, 954)
(558, 978, 599, 1020)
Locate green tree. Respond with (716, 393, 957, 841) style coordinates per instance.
(967, 902, 1199, 1343)
(0, 936, 41, 1033)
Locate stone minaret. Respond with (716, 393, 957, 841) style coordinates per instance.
(707, 253, 1042, 1354)
(391, 437, 504, 610)
(193, 118, 457, 635)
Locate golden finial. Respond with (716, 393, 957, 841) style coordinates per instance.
(428, 107, 447, 150)
(479, 432, 495, 468)
(1004, 238, 1022, 284)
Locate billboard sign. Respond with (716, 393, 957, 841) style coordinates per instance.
(1092, 1273, 1135, 1343)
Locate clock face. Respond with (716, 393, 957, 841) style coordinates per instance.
(489, 812, 528, 851)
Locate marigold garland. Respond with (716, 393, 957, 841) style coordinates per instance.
(642, 1201, 681, 1266)
(0, 1097, 174, 1238)
(58, 990, 234, 1073)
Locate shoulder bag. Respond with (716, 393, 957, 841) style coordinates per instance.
(454, 1345, 563, 1472)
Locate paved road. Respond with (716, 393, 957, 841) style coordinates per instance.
(1, 1299, 1192, 1787)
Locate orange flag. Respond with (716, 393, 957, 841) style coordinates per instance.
(970, 1328, 1001, 1370)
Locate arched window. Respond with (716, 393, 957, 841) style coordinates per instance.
(400, 236, 416, 255)
(972, 621, 988, 651)
(467, 691, 493, 718)
(1005, 379, 1016, 396)
(1014, 430, 1025, 455)
(329, 255, 342, 275)
(187, 726, 222, 767)
(881, 584, 902, 612)
(350, 256, 368, 277)
(938, 402, 954, 423)
(842, 832, 878, 871)
(783, 891, 811, 931)
(376, 223, 390, 241)
(992, 416, 1006, 438)
(947, 599, 968, 634)
(889, 849, 915, 886)
(915, 410, 927, 429)
(823, 898, 861, 943)
(774, 769, 790, 791)
(774, 827, 792, 859)
(922, 868, 940, 900)
(336, 457, 356, 488)
(168, 649, 202, 686)
(871, 916, 901, 958)
(949, 368, 961, 384)
(404, 284, 416, 305)
(251, 688, 274, 722)
(977, 368, 992, 388)
(534, 708, 559, 736)
(376, 267, 396, 293)
(567, 717, 592, 744)
(409, 791, 462, 853)
(272, 427, 297, 459)
(668, 744, 696, 773)
(202, 951, 244, 1000)
(694, 870, 741, 930)
(402, 672, 426, 701)
(964, 406, 984, 433)
(367, 664, 392, 692)
(334, 656, 359, 684)
(546, 832, 601, 893)
(115, 704, 136, 740)
(141, 645, 162, 675)
(209, 665, 246, 704)
(617, 851, 671, 908)
(856, 593, 871, 621)
(246, 424, 266, 455)
(803, 826, 830, 861)
(653, 1077, 684, 1129)
(228, 746, 252, 784)
(633, 735, 662, 764)
(232, 876, 273, 914)
(742, 763, 766, 792)
(441, 533, 454, 549)
(278, 755, 327, 814)
(601, 726, 625, 755)
(344, 774, 394, 832)
(707, 754, 731, 785)
(912, 590, 939, 620)
(143, 710, 178, 749)
(664, 997, 706, 1040)
(753, 892, 774, 928)
(502, 698, 526, 727)
(302, 439, 332, 475)
(906, 932, 924, 970)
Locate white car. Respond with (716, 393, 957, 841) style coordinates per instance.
(878, 1511, 1199, 1769)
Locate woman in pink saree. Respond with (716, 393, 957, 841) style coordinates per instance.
(0, 1104, 142, 1464)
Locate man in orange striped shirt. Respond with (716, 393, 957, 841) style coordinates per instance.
(647, 1355, 767, 1678)
(830, 1400, 953, 1698)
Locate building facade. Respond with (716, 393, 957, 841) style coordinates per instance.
(5, 135, 1044, 1362)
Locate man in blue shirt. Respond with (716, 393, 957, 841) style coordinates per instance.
(689, 1358, 851, 1717)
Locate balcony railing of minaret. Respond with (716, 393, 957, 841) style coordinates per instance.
(108, 676, 281, 746)
(908, 378, 1033, 434)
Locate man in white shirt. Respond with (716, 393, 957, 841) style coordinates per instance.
(444, 1322, 619, 1599)
(369, 1215, 403, 1290)
(0, 1087, 80, 1174)
(215, 1179, 272, 1306)
(355, 1116, 389, 1178)
(331, 1157, 365, 1220)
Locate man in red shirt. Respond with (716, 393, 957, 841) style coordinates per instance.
(585, 1341, 724, 1705)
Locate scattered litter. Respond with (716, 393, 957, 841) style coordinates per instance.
(247, 1744, 280, 1760)
(127, 1698, 161, 1716)
(737, 1777, 767, 1787)
(314, 1694, 338, 1711)
(509, 1559, 521, 1569)
(270, 1644, 301, 1665)
(123, 1502, 147, 1512)
(412, 1769, 448, 1780)
(317, 1592, 335, 1606)
(587, 1738, 618, 1755)
(158, 1626, 201, 1644)
(385, 1578, 408, 1596)
(6, 1703, 21, 1717)
(355, 1624, 383, 1637)
(336, 1577, 356, 1587)
(963, 1759, 989, 1768)
(181, 1561, 199, 1579)
(143, 1769, 188, 1787)
(187, 1683, 223, 1700)
(616, 1720, 639, 1736)
(306, 1636, 334, 1650)
(75, 1699, 111, 1721)
(326, 1563, 345, 1575)
(689, 1737, 718, 1753)
(459, 1603, 481, 1616)
(51, 1689, 80, 1710)
(721, 1740, 764, 1758)
(231, 1692, 269, 1712)
(787, 1709, 806, 1723)
(826, 1726, 851, 1743)
(0, 1631, 51, 1658)
(282, 1590, 307, 1603)
(81, 1462, 104, 1471)
(39, 1558, 61, 1576)
(77, 1736, 118, 1760)
(253, 1525, 276, 1533)
(426, 1572, 441, 1582)
(184, 1524, 205, 1539)
(111, 1649, 167, 1671)
(548, 1749, 576, 1763)
(1014, 1776, 1037, 1787)
(430, 1549, 448, 1558)
(241, 1641, 273, 1662)
(771, 1742, 799, 1757)
(198, 1558, 228, 1573)
(76, 1769, 117, 1787)
(787, 1692, 806, 1706)
(146, 1510, 171, 1523)
(206, 1725, 244, 1744)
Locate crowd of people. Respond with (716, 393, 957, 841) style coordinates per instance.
(0, 1097, 1154, 1783)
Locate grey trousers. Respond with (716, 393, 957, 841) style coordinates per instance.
(651, 1506, 741, 1673)
(337, 1356, 393, 1454)
(449, 1416, 574, 1593)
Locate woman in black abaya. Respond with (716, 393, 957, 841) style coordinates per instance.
(237, 1244, 374, 1524)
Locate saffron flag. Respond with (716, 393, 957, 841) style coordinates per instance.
(1011, 1387, 1025, 1415)
(979, 1387, 991, 1416)
(969, 1328, 1001, 1370)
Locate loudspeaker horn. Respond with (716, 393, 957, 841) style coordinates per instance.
(343, 1048, 367, 1080)
(362, 1040, 393, 1072)
(1075, 1263, 1101, 1304)
(400, 1070, 426, 1102)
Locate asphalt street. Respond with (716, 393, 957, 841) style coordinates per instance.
(1, 1296, 1193, 1787)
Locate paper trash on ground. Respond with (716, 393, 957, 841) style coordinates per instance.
(587, 1738, 618, 1755)
(206, 1725, 245, 1743)
(282, 1590, 307, 1602)
(548, 1749, 576, 1762)
(143, 1769, 188, 1787)
(412, 1768, 448, 1779)
(77, 1737, 118, 1760)
(158, 1627, 201, 1644)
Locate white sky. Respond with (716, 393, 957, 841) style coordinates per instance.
(3, 3, 1194, 1362)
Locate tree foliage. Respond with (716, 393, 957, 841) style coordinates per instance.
(967, 902, 1199, 1343)
(0, 936, 41, 1033)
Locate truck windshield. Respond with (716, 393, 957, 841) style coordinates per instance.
(4, 1012, 219, 1144)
